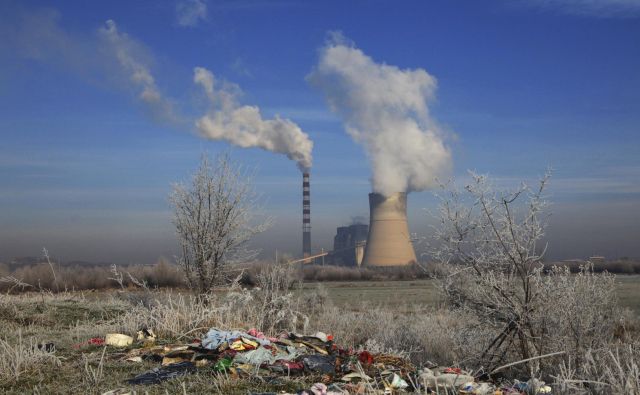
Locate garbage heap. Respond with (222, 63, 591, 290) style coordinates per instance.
(104, 328, 552, 394)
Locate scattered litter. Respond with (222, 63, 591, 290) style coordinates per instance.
(357, 350, 373, 365)
(508, 378, 552, 394)
(386, 373, 408, 390)
(419, 367, 475, 390)
(36, 342, 56, 352)
(340, 372, 371, 382)
(234, 346, 277, 366)
(105, 333, 133, 347)
(302, 354, 336, 375)
(126, 361, 196, 385)
(74, 337, 105, 349)
(202, 329, 270, 350)
(460, 381, 495, 394)
(107, 326, 555, 394)
(101, 389, 134, 395)
(213, 357, 232, 372)
(136, 328, 156, 344)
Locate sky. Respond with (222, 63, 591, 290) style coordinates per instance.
(0, 0, 639, 264)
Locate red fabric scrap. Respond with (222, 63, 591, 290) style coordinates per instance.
(275, 360, 304, 370)
(358, 350, 374, 365)
(73, 337, 105, 349)
(247, 328, 267, 340)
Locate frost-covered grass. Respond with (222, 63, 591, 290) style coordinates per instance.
(0, 275, 638, 394)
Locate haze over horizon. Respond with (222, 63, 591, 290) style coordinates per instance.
(1, 0, 639, 264)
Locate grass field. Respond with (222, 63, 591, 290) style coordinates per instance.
(308, 275, 640, 315)
(1, 275, 639, 393)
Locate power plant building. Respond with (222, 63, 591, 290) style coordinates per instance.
(332, 224, 368, 266)
(300, 185, 417, 267)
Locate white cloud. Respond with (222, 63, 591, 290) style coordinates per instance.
(176, 0, 208, 27)
(517, 0, 640, 17)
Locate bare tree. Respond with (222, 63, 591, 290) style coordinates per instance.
(429, 171, 619, 377)
(170, 153, 270, 294)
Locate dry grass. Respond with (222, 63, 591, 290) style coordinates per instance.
(0, 331, 60, 382)
(0, 259, 184, 293)
(0, 264, 638, 394)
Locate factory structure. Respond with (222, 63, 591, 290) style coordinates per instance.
(299, 174, 417, 267)
(332, 223, 368, 266)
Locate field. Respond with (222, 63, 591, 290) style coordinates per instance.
(1, 274, 639, 394)
(311, 275, 640, 315)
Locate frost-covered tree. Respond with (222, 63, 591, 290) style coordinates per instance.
(170, 153, 269, 294)
(430, 171, 619, 377)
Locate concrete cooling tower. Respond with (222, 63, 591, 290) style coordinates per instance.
(362, 192, 417, 266)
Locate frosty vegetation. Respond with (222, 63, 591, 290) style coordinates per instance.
(169, 153, 270, 294)
(428, 171, 637, 391)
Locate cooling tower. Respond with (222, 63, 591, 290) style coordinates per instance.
(362, 192, 417, 266)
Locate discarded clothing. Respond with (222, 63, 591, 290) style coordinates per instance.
(201, 329, 270, 350)
(266, 360, 304, 375)
(358, 350, 373, 365)
(419, 368, 475, 390)
(234, 347, 276, 365)
(126, 361, 196, 385)
(297, 383, 327, 395)
(302, 354, 336, 375)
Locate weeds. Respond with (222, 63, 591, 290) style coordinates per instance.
(0, 331, 60, 382)
(0, 264, 638, 393)
(82, 347, 107, 387)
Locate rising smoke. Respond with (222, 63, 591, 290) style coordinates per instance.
(99, 20, 178, 123)
(308, 34, 451, 196)
(194, 67, 313, 172)
(3, 6, 313, 171)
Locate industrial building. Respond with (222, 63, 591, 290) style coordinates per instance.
(332, 224, 368, 266)
(299, 171, 416, 267)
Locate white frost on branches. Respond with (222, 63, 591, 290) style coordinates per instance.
(170, 154, 270, 294)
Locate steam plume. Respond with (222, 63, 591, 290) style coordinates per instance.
(194, 67, 313, 171)
(99, 20, 177, 123)
(308, 34, 451, 196)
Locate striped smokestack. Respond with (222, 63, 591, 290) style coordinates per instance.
(302, 172, 311, 257)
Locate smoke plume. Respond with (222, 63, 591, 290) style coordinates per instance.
(3, 6, 312, 171)
(99, 20, 178, 123)
(308, 34, 451, 196)
(194, 67, 313, 171)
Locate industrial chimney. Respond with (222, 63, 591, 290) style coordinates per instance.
(362, 192, 417, 266)
(302, 172, 311, 257)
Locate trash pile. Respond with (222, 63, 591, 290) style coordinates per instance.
(95, 328, 553, 394)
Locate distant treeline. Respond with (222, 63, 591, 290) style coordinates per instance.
(543, 259, 640, 274)
(0, 259, 184, 293)
(1, 258, 638, 293)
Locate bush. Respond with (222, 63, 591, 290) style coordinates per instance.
(430, 172, 625, 378)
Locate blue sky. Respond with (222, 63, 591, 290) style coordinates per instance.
(1, 0, 639, 263)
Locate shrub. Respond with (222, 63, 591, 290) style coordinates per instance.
(430, 171, 624, 378)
